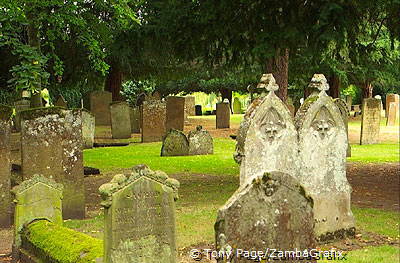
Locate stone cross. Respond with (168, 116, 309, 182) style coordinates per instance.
(309, 74, 329, 94)
(257, 73, 279, 93)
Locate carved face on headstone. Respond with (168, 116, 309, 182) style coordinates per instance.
(311, 106, 335, 140)
(257, 108, 286, 143)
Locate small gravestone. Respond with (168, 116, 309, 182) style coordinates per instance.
(12, 174, 63, 248)
(110, 101, 132, 139)
(385, 93, 399, 117)
(0, 105, 13, 228)
(188, 126, 213, 155)
(99, 165, 179, 263)
(55, 95, 68, 108)
(89, 91, 112, 125)
(216, 99, 230, 129)
(166, 96, 185, 131)
(141, 99, 166, 142)
(232, 98, 242, 114)
(387, 102, 398, 126)
(30, 92, 43, 108)
(195, 105, 202, 116)
(82, 110, 95, 149)
(14, 99, 30, 132)
(161, 129, 189, 156)
(334, 98, 352, 157)
(129, 106, 141, 133)
(345, 95, 352, 112)
(360, 98, 381, 145)
(184, 96, 196, 117)
(215, 172, 315, 263)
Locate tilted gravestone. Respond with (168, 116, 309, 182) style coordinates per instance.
(55, 95, 68, 108)
(188, 126, 213, 155)
(14, 99, 30, 132)
(82, 110, 95, 149)
(21, 107, 85, 219)
(99, 165, 179, 263)
(385, 93, 399, 117)
(0, 105, 13, 228)
(360, 98, 381, 145)
(334, 98, 352, 157)
(387, 102, 398, 126)
(232, 97, 242, 114)
(12, 175, 63, 248)
(236, 74, 298, 186)
(110, 101, 132, 139)
(184, 96, 196, 117)
(215, 172, 315, 263)
(129, 106, 141, 133)
(295, 74, 355, 241)
(88, 91, 112, 125)
(141, 99, 166, 142)
(216, 99, 230, 129)
(161, 129, 189, 156)
(166, 96, 185, 131)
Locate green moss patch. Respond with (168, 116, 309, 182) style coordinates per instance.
(0, 104, 13, 120)
(20, 107, 65, 120)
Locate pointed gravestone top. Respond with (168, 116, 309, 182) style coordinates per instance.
(257, 73, 279, 92)
(309, 74, 329, 92)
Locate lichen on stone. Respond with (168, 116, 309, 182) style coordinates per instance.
(12, 174, 63, 195)
(20, 106, 66, 120)
(0, 104, 13, 121)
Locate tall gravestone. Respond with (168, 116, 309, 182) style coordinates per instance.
(385, 93, 399, 117)
(216, 99, 230, 129)
(21, 107, 85, 219)
(296, 74, 355, 241)
(184, 96, 196, 117)
(141, 98, 166, 142)
(129, 106, 141, 133)
(215, 172, 315, 263)
(387, 102, 398, 126)
(161, 129, 189, 156)
(99, 165, 179, 263)
(110, 101, 132, 139)
(334, 98, 352, 157)
(232, 98, 242, 114)
(89, 91, 112, 125)
(0, 105, 13, 228)
(345, 96, 352, 112)
(14, 99, 30, 132)
(82, 110, 95, 149)
(360, 98, 381, 145)
(166, 96, 185, 131)
(55, 95, 68, 108)
(188, 126, 213, 155)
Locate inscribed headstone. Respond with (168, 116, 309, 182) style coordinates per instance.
(360, 98, 381, 145)
(161, 129, 189, 156)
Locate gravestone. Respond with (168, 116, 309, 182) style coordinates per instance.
(385, 93, 399, 117)
(82, 110, 95, 149)
(188, 126, 213, 155)
(296, 74, 355, 241)
(110, 101, 132, 139)
(166, 96, 185, 131)
(14, 99, 30, 132)
(232, 98, 242, 114)
(215, 172, 315, 263)
(360, 98, 381, 145)
(195, 105, 202, 116)
(0, 105, 13, 228)
(236, 74, 298, 186)
(141, 99, 166, 142)
(99, 165, 179, 263)
(88, 91, 112, 125)
(184, 96, 196, 117)
(334, 98, 352, 157)
(161, 129, 189, 156)
(55, 95, 68, 108)
(129, 106, 141, 133)
(216, 99, 230, 129)
(12, 175, 63, 248)
(352, 104, 361, 116)
(387, 102, 398, 126)
(21, 107, 85, 219)
(345, 96, 352, 112)
(30, 92, 43, 108)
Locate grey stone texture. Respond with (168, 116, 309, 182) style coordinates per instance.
(360, 98, 381, 145)
(387, 102, 398, 126)
(110, 101, 132, 139)
(216, 100, 230, 129)
(232, 98, 242, 114)
(345, 96, 352, 112)
(88, 91, 112, 125)
(14, 99, 30, 132)
(82, 110, 95, 149)
(334, 98, 351, 157)
(385, 93, 399, 117)
(188, 126, 213, 155)
(21, 107, 85, 219)
(0, 105, 13, 228)
(184, 96, 196, 117)
(161, 129, 189, 156)
(55, 95, 68, 108)
(141, 99, 166, 142)
(215, 172, 315, 263)
(166, 96, 185, 131)
(99, 165, 179, 263)
(129, 106, 141, 133)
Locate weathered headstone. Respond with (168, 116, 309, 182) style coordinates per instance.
(216, 99, 230, 129)
(188, 126, 213, 155)
(21, 107, 85, 219)
(345, 95, 352, 112)
(360, 98, 381, 145)
(12, 175, 63, 248)
(296, 74, 355, 241)
(334, 98, 352, 157)
(0, 105, 13, 228)
(232, 98, 242, 114)
(55, 95, 68, 108)
(184, 96, 196, 117)
(110, 101, 132, 139)
(161, 129, 189, 156)
(141, 99, 166, 142)
(82, 110, 95, 149)
(14, 99, 30, 132)
(387, 102, 398, 126)
(195, 105, 202, 116)
(215, 172, 315, 263)
(385, 93, 399, 117)
(88, 91, 112, 125)
(235, 74, 298, 185)
(129, 106, 141, 133)
(99, 165, 179, 263)
(30, 92, 43, 108)
(166, 96, 185, 131)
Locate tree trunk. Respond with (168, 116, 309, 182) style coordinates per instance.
(328, 75, 340, 98)
(105, 65, 123, 101)
(220, 88, 233, 113)
(266, 48, 289, 102)
(362, 81, 373, 99)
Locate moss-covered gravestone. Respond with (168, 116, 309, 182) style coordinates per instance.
(232, 98, 242, 114)
(55, 95, 68, 108)
(110, 101, 132, 139)
(12, 174, 63, 248)
(14, 99, 30, 132)
(188, 126, 213, 155)
(0, 105, 13, 228)
(161, 129, 189, 156)
(99, 165, 179, 263)
(21, 107, 85, 219)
